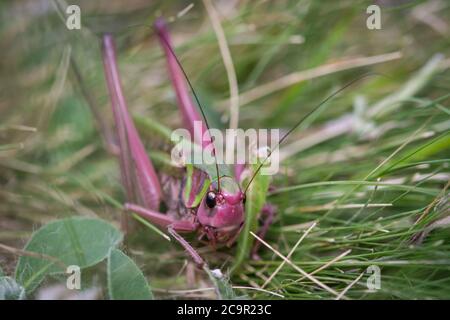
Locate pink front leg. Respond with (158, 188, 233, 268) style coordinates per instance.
(125, 203, 205, 266)
(125, 203, 196, 232)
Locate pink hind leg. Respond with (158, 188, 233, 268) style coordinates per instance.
(154, 18, 210, 148)
(102, 34, 163, 211)
(102, 34, 164, 235)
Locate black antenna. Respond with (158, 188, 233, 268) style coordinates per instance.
(154, 20, 222, 192)
(243, 73, 380, 194)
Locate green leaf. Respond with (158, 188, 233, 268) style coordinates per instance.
(172, 132, 232, 181)
(193, 162, 232, 183)
(232, 162, 271, 272)
(375, 132, 450, 177)
(0, 277, 26, 300)
(133, 114, 173, 141)
(107, 249, 153, 300)
(186, 141, 232, 181)
(15, 217, 122, 293)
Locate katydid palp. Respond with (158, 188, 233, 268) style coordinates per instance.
(100, 18, 374, 269)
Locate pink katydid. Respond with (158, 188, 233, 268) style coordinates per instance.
(102, 20, 247, 268)
(100, 18, 376, 268)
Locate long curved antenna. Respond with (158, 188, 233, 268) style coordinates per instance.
(154, 19, 222, 192)
(243, 72, 381, 194)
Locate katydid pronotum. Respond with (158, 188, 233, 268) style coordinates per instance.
(99, 18, 373, 269)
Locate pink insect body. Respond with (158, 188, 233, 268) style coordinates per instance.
(101, 19, 250, 267)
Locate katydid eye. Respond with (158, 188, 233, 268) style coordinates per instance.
(206, 191, 217, 208)
(242, 194, 246, 204)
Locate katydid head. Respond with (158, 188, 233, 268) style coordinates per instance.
(197, 177, 245, 242)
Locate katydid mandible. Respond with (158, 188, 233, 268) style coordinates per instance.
(100, 18, 373, 268)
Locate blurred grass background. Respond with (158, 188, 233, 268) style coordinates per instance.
(0, 0, 449, 299)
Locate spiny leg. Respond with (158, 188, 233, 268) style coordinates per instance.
(125, 203, 205, 267)
(168, 227, 205, 268)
